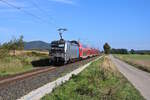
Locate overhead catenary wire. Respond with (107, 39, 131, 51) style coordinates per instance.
(0, 0, 42, 20)
(0, 0, 21, 9)
(28, 0, 59, 28)
(29, 0, 50, 16)
(0, 0, 59, 28)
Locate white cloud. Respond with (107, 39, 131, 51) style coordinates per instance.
(50, 0, 75, 5)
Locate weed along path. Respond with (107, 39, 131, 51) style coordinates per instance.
(110, 55, 150, 100)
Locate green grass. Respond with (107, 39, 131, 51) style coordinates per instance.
(114, 54, 150, 73)
(42, 56, 144, 100)
(0, 51, 49, 77)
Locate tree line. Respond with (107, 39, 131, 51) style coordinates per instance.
(0, 35, 24, 56)
(103, 43, 150, 55)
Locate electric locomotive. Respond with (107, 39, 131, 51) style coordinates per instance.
(49, 28, 80, 64)
(49, 28, 100, 64)
(50, 39, 80, 64)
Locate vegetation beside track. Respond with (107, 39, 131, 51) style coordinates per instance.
(114, 54, 150, 73)
(0, 51, 49, 77)
(42, 56, 144, 100)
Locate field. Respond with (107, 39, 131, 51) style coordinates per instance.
(42, 56, 144, 100)
(9, 50, 49, 56)
(114, 54, 150, 73)
(0, 50, 49, 77)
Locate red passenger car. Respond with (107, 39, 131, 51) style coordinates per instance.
(79, 43, 99, 59)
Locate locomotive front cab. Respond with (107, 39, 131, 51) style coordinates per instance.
(50, 40, 66, 64)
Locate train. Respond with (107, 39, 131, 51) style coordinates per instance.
(49, 39, 100, 64)
(49, 29, 100, 64)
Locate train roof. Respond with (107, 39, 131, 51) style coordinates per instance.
(51, 39, 79, 45)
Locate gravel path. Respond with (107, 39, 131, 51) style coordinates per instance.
(0, 57, 97, 100)
(110, 55, 150, 100)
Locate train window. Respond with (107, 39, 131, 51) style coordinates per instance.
(58, 44, 64, 47)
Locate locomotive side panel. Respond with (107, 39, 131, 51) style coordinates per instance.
(65, 42, 79, 62)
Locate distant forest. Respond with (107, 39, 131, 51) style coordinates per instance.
(103, 43, 150, 55)
(111, 48, 150, 55)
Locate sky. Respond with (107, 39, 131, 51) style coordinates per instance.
(0, 0, 150, 50)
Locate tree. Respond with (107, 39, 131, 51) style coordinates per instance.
(103, 43, 111, 54)
(0, 35, 24, 56)
(9, 38, 18, 55)
(18, 35, 24, 50)
(130, 49, 135, 54)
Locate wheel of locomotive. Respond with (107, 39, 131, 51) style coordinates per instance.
(67, 59, 71, 64)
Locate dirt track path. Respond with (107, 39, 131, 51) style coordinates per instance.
(110, 55, 150, 100)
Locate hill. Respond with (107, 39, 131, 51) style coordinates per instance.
(24, 41, 50, 50)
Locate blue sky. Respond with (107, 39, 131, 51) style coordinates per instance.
(0, 0, 150, 50)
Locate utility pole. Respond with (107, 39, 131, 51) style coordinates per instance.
(57, 28, 67, 40)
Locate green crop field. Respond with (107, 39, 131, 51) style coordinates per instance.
(42, 56, 144, 100)
(0, 51, 49, 77)
(114, 54, 150, 73)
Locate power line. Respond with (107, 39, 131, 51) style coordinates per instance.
(0, 0, 59, 28)
(29, 0, 49, 15)
(0, 0, 21, 9)
(0, 0, 44, 22)
(28, 0, 59, 27)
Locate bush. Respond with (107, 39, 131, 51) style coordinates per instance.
(25, 51, 48, 57)
(0, 49, 9, 58)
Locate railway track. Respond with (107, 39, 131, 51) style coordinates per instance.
(0, 59, 89, 86)
(0, 67, 56, 86)
(0, 57, 98, 100)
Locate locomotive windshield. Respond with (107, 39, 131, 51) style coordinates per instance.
(50, 40, 65, 53)
(51, 43, 64, 48)
(58, 44, 64, 48)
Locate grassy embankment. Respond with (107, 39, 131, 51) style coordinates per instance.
(0, 50, 49, 77)
(42, 56, 144, 100)
(114, 54, 150, 73)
